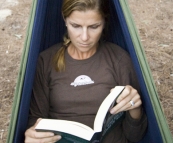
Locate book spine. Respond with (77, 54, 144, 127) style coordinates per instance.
(101, 112, 125, 139)
(57, 136, 88, 143)
(90, 132, 102, 143)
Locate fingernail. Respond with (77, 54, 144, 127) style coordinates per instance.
(50, 133, 54, 136)
(56, 135, 61, 140)
(110, 109, 114, 114)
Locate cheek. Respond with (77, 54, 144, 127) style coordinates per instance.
(67, 29, 78, 40)
(90, 26, 104, 36)
(90, 30, 103, 39)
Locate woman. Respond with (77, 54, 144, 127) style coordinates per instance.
(25, 0, 147, 142)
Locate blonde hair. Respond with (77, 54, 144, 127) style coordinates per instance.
(54, 0, 108, 72)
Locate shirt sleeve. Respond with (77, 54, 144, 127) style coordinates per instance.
(114, 49, 147, 142)
(123, 110, 147, 142)
(27, 55, 50, 128)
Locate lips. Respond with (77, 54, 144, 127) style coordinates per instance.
(79, 43, 90, 47)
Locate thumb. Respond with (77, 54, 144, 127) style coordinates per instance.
(33, 118, 42, 128)
(110, 88, 114, 92)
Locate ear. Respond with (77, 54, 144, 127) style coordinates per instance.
(62, 13, 67, 25)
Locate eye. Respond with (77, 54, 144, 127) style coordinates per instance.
(89, 25, 100, 29)
(71, 24, 80, 28)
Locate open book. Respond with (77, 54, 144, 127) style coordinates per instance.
(35, 86, 125, 143)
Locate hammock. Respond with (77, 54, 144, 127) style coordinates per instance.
(7, 0, 172, 143)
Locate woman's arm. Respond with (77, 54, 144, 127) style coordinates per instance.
(110, 86, 147, 142)
(25, 53, 60, 142)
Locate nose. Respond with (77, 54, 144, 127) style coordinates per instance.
(81, 28, 89, 41)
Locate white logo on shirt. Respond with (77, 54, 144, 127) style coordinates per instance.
(71, 75, 94, 87)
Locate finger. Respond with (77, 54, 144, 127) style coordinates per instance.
(34, 119, 57, 138)
(25, 122, 55, 139)
(117, 86, 139, 109)
(111, 91, 132, 113)
(110, 97, 131, 114)
(116, 85, 132, 103)
(33, 131, 55, 139)
(25, 135, 61, 143)
(111, 86, 140, 114)
(110, 88, 114, 92)
(25, 128, 55, 139)
(128, 98, 142, 110)
(128, 90, 142, 108)
(113, 95, 142, 114)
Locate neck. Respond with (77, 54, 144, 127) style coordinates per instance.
(67, 44, 98, 60)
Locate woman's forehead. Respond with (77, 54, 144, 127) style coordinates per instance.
(66, 10, 104, 24)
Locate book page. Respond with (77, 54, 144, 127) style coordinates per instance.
(35, 119, 95, 140)
(93, 86, 125, 132)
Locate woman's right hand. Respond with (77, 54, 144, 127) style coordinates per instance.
(25, 118, 61, 143)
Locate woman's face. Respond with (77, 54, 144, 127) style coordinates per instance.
(65, 10, 105, 53)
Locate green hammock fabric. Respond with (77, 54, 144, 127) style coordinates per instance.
(119, 1, 172, 142)
(6, 1, 37, 143)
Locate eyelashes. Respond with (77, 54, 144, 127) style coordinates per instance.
(70, 23, 101, 29)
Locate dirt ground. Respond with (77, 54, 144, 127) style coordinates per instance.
(0, 0, 172, 142)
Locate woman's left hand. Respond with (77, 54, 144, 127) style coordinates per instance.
(110, 85, 142, 119)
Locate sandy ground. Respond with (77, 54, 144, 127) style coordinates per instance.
(0, 0, 172, 142)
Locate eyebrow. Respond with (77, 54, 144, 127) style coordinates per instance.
(69, 21, 103, 26)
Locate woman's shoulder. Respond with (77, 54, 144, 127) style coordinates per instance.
(39, 43, 63, 59)
(101, 41, 127, 52)
(100, 41, 130, 60)
(36, 43, 63, 74)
